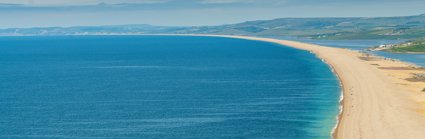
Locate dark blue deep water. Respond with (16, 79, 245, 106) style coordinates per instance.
(0, 36, 340, 139)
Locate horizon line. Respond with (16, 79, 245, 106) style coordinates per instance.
(1, 13, 424, 30)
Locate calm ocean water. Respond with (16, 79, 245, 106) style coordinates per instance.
(0, 36, 340, 138)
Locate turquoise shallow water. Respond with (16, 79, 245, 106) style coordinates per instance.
(0, 36, 340, 138)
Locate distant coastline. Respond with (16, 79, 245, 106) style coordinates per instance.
(1, 13, 425, 41)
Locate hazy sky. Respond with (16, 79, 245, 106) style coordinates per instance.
(0, 0, 424, 28)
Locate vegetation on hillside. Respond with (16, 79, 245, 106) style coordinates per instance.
(385, 39, 425, 53)
(182, 14, 425, 40)
(1, 14, 425, 41)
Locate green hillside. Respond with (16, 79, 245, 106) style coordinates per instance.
(186, 14, 425, 40)
(1, 14, 425, 41)
(386, 40, 425, 53)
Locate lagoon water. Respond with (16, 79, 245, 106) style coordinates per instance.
(0, 36, 340, 138)
(288, 38, 425, 67)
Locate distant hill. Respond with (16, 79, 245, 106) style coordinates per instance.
(1, 14, 425, 40)
(0, 24, 185, 36)
(180, 14, 425, 40)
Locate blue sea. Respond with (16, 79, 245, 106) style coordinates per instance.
(0, 36, 340, 138)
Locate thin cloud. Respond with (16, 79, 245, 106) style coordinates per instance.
(200, 0, 254, 4)
(0, 0, 423, 7)
(0, 0, 169, 7)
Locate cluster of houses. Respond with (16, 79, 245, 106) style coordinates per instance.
(377, 42, 413, 49)
(378, 44, 396, 49)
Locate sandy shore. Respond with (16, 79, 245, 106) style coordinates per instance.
(197, 35, 425, 139)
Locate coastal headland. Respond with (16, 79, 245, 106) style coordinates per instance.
(193, 35, 425, 139)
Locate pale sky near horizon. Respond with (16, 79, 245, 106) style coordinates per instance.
(0, 0, 424, 28)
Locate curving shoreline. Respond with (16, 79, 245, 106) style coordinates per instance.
(199, 35, 425, 139)
(144, 34, 425, 138)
